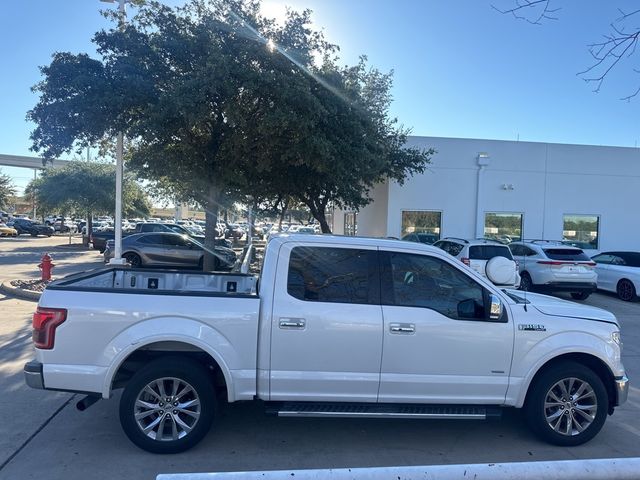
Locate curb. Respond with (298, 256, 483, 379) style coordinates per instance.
(0, 279, 41, 301)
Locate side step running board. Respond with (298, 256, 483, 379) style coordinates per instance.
(266, 402, 502, 420)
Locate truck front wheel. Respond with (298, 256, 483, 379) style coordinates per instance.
(119, 357, 216, 453)
(524, 362, 608, 446)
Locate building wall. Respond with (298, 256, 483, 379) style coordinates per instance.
(339, 136, 640, 251)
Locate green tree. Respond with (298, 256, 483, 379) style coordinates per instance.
(28, 0, 432, 268)
(227, 55, 433, 232)
(27, 161, 150, 243)
(0, 170, 16, 210)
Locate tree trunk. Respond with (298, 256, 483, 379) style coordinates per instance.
(306, 199, 332, 234)
(277, 197, 289, 232)
(203, 184, 220, 271)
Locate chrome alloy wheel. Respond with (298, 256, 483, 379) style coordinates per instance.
(544, 377, 597, 436)
(134, 377, 201, 441)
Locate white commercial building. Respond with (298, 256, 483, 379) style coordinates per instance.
(332, 136, 639, 252)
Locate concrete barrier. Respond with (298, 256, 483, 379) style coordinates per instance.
(157, 457, 640, 480)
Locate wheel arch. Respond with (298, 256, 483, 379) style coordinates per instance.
(521, 352, 616, 413)
(109, 340, 229, 402)
(101, 322, 237, 402)
(617, 277, 638, 297)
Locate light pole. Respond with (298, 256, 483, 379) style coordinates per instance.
(101, 0, 128, 265)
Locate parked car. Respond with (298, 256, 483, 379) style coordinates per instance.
(224, 223, 245, 240)
(25, 234, 628, 453)
(103, 232, 237, 270)
(9, 218, 54, 237)
(402, 232, 439, 245)
(592, 251, 640, 301)
(92, 222, 231, 252)
(433, 237, 520, 288)
(54, 218, 78, 233)
(508, 240, 597, 300)
(0, 222, 18, 237)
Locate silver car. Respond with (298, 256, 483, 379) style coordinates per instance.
(104, 233, 237, 270)
(508, 240, 597, 300)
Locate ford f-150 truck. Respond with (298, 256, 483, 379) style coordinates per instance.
(24, 235, 628, 453)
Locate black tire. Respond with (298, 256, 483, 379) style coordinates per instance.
(524, 362, 608, 446)
(570, 292, 590, 301)
(519, 272, 533, 291)
(119, 356, 216, 454)
(123, 252, 142, 268)
(617, 279, 636, 302)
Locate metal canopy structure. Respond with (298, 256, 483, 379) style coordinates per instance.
(0, 153, 65, 170)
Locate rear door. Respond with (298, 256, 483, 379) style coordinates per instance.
(269, 244, 383, 402)
(136, 234, 172, 265)
(592, 253, 616, 291)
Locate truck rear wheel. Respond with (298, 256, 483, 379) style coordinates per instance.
(524, 362, 607, 446)
(119, 357, 215, 453)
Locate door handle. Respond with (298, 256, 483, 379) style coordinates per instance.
(279, 318, 306, 329)
(390, 323, 415, 334)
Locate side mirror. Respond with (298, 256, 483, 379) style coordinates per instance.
(489, 294, 503, 321)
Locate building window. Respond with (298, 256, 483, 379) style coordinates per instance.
(401, 211, 442, 240)
(344, 212, 357, 236)
(563, 215, 599, 249)
(484, 212, 523, 243)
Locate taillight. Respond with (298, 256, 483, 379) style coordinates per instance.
(537, 260, 567, 266)
(32, 307, 67, 349)
(585, 262, 597, 267)
(461, 257, 470, 266)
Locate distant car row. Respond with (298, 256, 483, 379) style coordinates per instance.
(1, 218, 54, 237)
(403, 234, 639, 302)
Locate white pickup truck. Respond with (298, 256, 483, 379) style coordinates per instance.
(25, 235, 628, 453)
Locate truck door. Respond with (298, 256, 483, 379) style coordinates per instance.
(377, 249, 514, 404)
(269, 244, 383, 402)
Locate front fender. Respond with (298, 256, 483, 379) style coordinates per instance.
(508, 330, 620, 408)
(100, 316, 236, 400)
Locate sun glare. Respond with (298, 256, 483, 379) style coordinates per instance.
(261, 1, 288, 25)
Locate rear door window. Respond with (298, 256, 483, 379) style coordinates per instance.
(542, 248, 591, 261)
(469, 245, 513, 260)
(287, 246, 376, 304)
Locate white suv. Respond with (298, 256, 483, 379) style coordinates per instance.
(508, 240, 597, 300)
(433, 237, 521, 288)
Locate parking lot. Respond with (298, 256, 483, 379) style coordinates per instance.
(0, 235, 639, 480)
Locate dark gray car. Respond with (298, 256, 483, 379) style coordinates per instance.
(104, 232, 237, 270)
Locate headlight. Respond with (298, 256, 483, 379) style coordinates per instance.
(612, 331, 620, 344)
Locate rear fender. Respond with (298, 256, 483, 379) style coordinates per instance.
(101, 317, 235, 400)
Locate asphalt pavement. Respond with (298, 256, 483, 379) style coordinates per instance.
(0, 235, 639, 480)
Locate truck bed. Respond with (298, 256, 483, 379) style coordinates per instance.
(47, 267, 258, 296)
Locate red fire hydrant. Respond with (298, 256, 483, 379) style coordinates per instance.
(39, 253, 55, 281)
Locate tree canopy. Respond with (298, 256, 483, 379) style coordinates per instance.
(28, 0, 433, 267)
(27, 161, 151, 219)
(0, 170, 16, 210)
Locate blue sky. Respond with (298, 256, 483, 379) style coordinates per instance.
(2, 0, 639, 193)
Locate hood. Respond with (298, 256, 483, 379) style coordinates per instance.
(524, 292, 618, 326)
